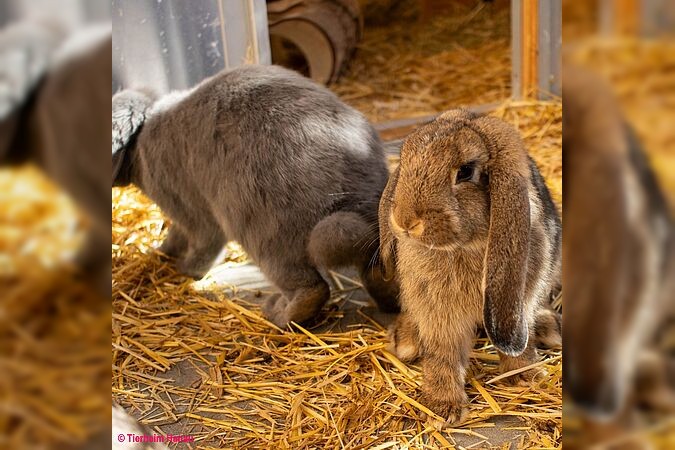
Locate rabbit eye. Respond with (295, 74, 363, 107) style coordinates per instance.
(455, 164, 475, 184)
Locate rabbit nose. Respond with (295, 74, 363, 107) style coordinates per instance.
(391, 207, 424, 237)
(404, 217, 424, 237)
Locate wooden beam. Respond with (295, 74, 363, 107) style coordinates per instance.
(614, 0, 640, 35)
(512, 0, 560, 99)
(512, 0, 542, 99)
(599, 0, 640, 36)
(520, 0, 539, 99)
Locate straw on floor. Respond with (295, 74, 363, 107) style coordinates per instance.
(332, 0, 512, 123)
(0, 167, 109, 449)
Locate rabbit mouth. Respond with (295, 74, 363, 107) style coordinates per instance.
(390, 213, 462, 250)
(395, 229, 461, 251)
(417, 241, 458, 251)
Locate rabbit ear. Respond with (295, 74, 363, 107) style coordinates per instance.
(0, 20, 65, 121)
(112, 90, 153, 183)
(0, 109, 22, 163)
(378, 165, 400, 281)
(470, 115, 531, 356)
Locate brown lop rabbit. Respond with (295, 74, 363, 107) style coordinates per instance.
(379, 109, 562, 427)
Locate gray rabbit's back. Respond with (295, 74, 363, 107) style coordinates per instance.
(137, 66, 386, 261)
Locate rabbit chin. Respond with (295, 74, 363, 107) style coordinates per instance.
(397, 232, 480, 252)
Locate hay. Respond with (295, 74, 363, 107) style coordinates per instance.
(0, 264, 109, 448)
(0, 167, 109, 449)
(0, 166, 84, 274)
(112, 100, 562, 449)
(332, 0, 511, 123)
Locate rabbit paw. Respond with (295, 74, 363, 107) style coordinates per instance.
(420, 394, 468, 429)
(158, 226, 189, 258)
(386, 314, 420, 362)
(176, 255, 212, 279)
(262, 294, 293, 328)
(386, 327, 419, 362)
(635, 351, 675, 413)
(499, 366, 546, 386)
(262, 283, 330, 328)
(498, 351, 544, 386)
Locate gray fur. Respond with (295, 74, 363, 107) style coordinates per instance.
(0, 20, 65, 122)
(112, 65, 399, 326)
(0, 23, 111, 295)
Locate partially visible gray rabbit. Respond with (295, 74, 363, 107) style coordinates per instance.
(379, 109, 562, 427)
(0, 21, 111, 294)
(112, 404, 168, 450)
(112, 65, 399, 327)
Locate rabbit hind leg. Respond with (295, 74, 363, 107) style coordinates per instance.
(308, 211, 399, 313)
(177, 226, 226, 279)
(498, 328, 545, 386)
(149, 186, 227, 279)
(533, 306, 562, 349)
(262, 264, 330, 328)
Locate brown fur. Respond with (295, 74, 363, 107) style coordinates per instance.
(380, 110, 561, 426)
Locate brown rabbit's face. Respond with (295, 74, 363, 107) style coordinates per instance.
(391, 124, 490, 249)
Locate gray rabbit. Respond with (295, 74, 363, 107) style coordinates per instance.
(112, 65, 399, 327)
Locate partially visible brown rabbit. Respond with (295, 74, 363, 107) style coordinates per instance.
(113, 65, 399, 327)
(563, 66, 675, 449)
(379, 109, 562, 427)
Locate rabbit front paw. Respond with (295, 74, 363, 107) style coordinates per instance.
(176, 254, 213, 279)
(158, 227, 189, 258)
(420, 393, 468, 429)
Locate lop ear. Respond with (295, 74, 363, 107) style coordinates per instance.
(112, 90, 153, 184)
(0, 109, 22, 163)
(378, 165, 400, 281)
(0, 20, 65, 121)
(470, 115, 531, 356)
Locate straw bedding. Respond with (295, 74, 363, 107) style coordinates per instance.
(332, 0, 512, 122)
(0, 167, 109, 449)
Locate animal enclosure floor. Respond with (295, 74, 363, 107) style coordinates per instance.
(332, 0, 512, 123)
(116, 260, 556, 449)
